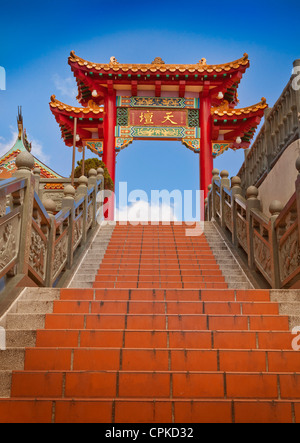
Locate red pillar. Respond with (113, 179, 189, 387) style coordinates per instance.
(103, 89, 116, 220)
(199, 93, 213, 198)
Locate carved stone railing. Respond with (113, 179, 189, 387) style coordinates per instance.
(0, 151, 104, 295)
(238, 59, 300, 190)
(206, 156, 300, 289)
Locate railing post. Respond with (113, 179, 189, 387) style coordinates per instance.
(204, 197, 208, 221)
(293, 59, 300, 134)
(243, 149, 250, 190)
(88, 168, 97, 228)
(211, 168, 220, 220)
(33, 167, 41, 194)
(231, 176, 243, 246)
(246, 186, 261, 269)
(220, 170, 230, 228)
(269, 200, 284, 289)
(96, 168, 105, 224)
(296, 156, 300, 251)
(43, 198, 56, 287)
(61, 185, 75, 270)
(77, 175, 88, 243)
(264, 108, 273, 174)
(12, 151, 35, 276)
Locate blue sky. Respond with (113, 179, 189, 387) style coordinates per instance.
(0, 0, 299, 217)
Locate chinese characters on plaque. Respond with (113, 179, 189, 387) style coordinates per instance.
(130, 109, 187, 127)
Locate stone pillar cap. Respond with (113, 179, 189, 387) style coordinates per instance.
(15, 151, 35, 171)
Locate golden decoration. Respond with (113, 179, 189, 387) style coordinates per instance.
(211, 98, 268, 117)
(50, 95, 104, 115)
(69, 52, 250, 74)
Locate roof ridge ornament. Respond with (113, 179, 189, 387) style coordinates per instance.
(16, 106, 32, 152)
(198, 58, 207, 66)
(87, 100, 101, 111)
(151, 57, 165, 65)
(110, 56, 119, 65)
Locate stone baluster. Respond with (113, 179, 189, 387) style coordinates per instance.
(211, 168, 220, 220)
(96, 168, 105, 223)
(220, 170, 230, 228)
(295, 155, 300, 254)
(77, 176, 88, 243)
(246, 186, 261, 269)
(269, 200, 284, 288)
(231, 176, 243, 246)
(88, 169, 97, 228)
(61, 185, 76, 269)
(43, 197, 56, 286)
(33, 167, 41, 194)
(12, 151, 35, 276)
(206, 184, 212, 221)
(293, 59, 300, 133)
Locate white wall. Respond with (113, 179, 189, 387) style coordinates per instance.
(258, 139, 300, 216)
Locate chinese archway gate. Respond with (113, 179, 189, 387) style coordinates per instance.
(50, 52, 267, 220)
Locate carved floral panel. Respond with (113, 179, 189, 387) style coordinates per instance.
(279, 227, 300, 283)
(29, 227, 47, 280)
(73, 216, 83, 251)
(0, 213, 21, 276)
(236, 216, 248, 252)
(253, 233, 272, 281)
(53, 234, 68, 281)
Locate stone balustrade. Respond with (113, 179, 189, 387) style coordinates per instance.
(238, 59, 300, 190)
(0, 150, 104, 298)
(206, 155, 300, 289)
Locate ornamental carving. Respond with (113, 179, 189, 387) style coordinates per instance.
(117, 108, 129, 126)
(43, 192, 64, 211)
(53, 234, 68, 280)
(253, 234, 271, 279)
(29, 228, 46, 279)
(87, 203, 94, 229)
(0, 217, 19, 273)
(223, 202, 232, 232)
(73, 217, 83, 251)
(188, 109, 199, 127)
(236, 216, 248, 252)
(151, 57, 165, 65)
(214, 192, 221, 219)
(279, 228, 300, 282)
(0, 197, 6, 217)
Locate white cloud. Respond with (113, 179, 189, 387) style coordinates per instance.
(30, 137, 50, 165)
(116, 200, 178, 222)
(0, 127, 18, 157)
(53, 74, 77, 100)
(0, 127, 50, 165)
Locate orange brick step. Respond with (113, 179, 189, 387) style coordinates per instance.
(1, 223, 299, 423)
(9, 370, 300, 401)
(34, 329, 295, 350)
(1, 398, 300, 423)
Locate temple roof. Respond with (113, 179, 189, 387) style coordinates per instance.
(68, 52, 250, 108)
(212, 98, 268, 117)
(0, 109, 63, 180)
(50, 95, 104, 116)
(69, 51, 250, 75)
(50, 96, 104, 148)
(50, 94, 267, 152)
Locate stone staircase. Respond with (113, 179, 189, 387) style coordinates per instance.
(68, 223, 115, 288)
(203, 223, 252, 290)
(0, 222, 300, 423)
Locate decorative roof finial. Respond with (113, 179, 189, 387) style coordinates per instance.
(16, 107, 32, 152)
(17, 106, 23, 140)
(110, 56, 118, 64)
(151, 57, 165, 65)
